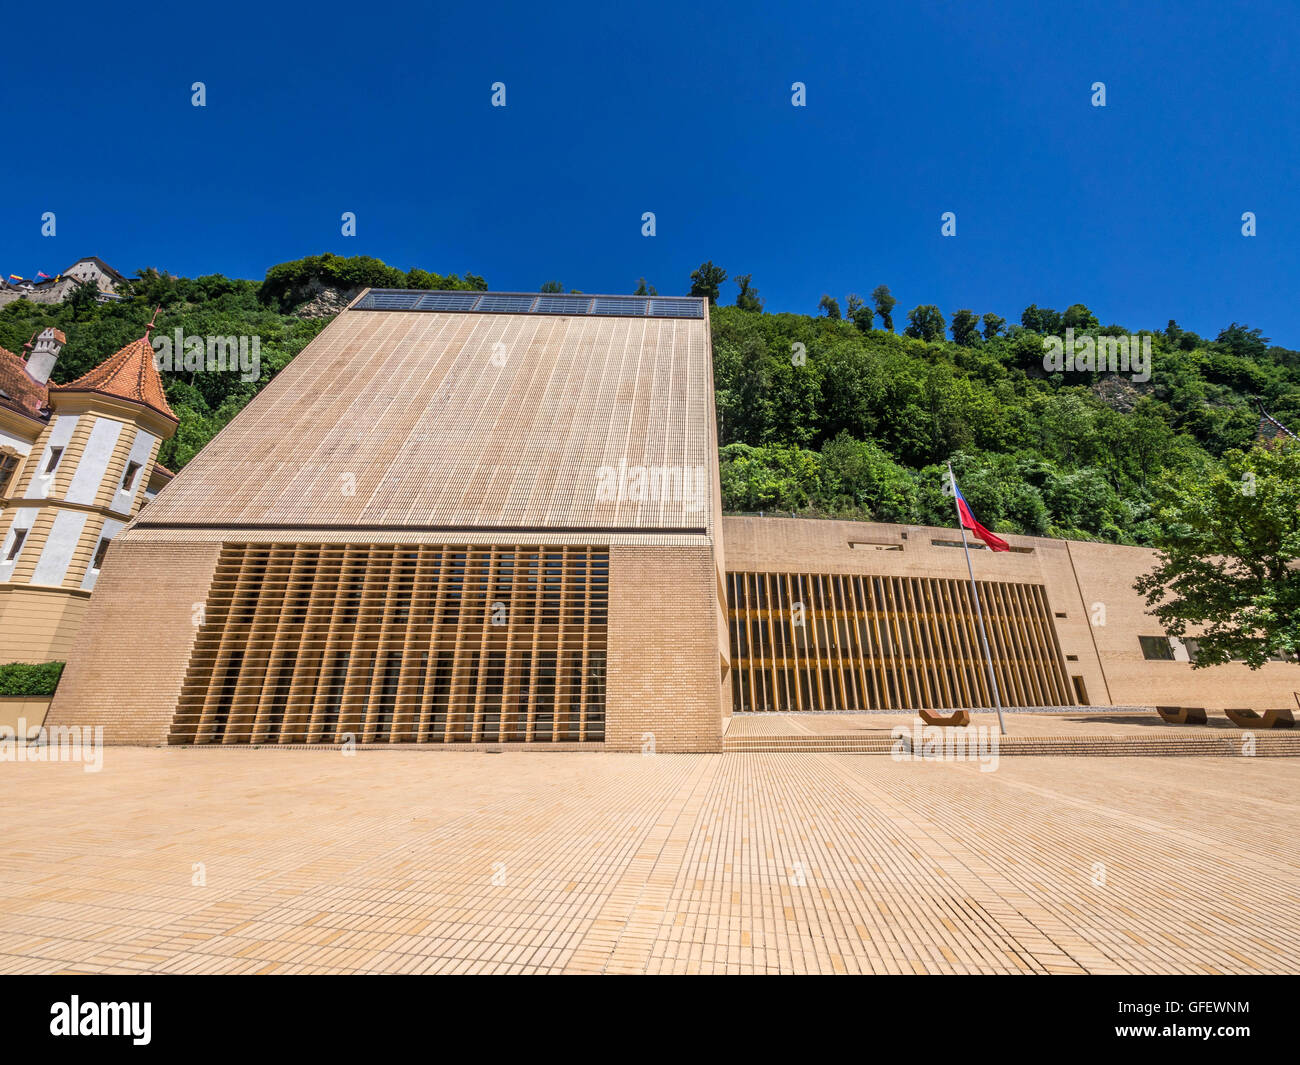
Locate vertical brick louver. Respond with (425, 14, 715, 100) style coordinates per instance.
(726, 570, 1071, 711)
(170, 543, 608, 744)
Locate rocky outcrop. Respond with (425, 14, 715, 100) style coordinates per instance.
(1091, 375, 1143, 413)
(287, 280, 364, 318)
(293, 281, 362, 319)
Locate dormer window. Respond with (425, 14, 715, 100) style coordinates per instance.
(121, 461, 142, 492)
(44, 447, 63, 475)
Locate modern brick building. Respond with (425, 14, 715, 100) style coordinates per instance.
(46, 290, 1299, 749)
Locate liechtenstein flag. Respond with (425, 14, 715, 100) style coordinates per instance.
(951, 472, 1010, 552)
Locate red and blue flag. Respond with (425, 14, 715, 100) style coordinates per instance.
(952, 475, 1010, 552)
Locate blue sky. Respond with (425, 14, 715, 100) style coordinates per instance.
(3, 1, 1297, 344)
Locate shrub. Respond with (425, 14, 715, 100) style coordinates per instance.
(0, 661, 65, 697)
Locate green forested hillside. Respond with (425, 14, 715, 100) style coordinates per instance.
(2, 254, 1295, 547)
(0, 272, 323, 470)
(0, 257, 485, 470)
(713, 306, 1299, 543)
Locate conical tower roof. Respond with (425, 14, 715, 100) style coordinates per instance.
(50, 335, 177, 424)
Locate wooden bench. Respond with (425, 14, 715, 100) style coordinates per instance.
(1155, 706, 1207, 725)
(1225, 707, 1295, 729)
(918, 708, 972, 727)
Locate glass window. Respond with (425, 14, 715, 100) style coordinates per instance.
(6, 528, 26, 561)
(0, 453, 19, 495)
(1139, 635, 1175, 661)
(121, 461, 142, 491)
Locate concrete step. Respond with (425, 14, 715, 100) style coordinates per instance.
(722, 733, 1300, 756)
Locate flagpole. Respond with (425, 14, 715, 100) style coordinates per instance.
(948, 462, 1007, 736)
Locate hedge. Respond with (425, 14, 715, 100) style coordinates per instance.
(0, 661, 65, 697)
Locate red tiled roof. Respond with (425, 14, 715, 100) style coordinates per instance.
(50, 336, 177, 423)
(1257, 409, 1297, 445)
(0, 343, 50, 420)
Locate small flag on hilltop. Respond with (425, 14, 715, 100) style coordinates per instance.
(37, 271, 50, 279)
(8, 274, 23, 282)
(949, 469, 1010, 552)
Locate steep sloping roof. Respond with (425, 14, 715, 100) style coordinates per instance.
(1258, 410, 1298, 444)
(0, 343, 50, 420)
(51, 336, 177, 423)
(65, 256, 128, 283)
(135, 296, 716, 532)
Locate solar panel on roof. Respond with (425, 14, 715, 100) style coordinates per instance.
(354, 289, 705, 318)
(414, 291, 480, 311)
(476, 294, 537, 313)
(534, 295, 593, 314)
(648, 298, 705, 319)
(590, 297, 649, 316)
(361, 291, 423, 310)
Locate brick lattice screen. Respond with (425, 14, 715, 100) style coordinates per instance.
(172, 544, 608, 744)
(727, 571, 1072, 711)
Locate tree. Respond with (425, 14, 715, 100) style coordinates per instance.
(847, 293, 873, 332)
(1215, 323, 1270, 360)
(981, 312, 1005, 339)
(904, 305, 945, 343)
(734, 274, 763, 312)
(950, 308, 980, 346)
(689, 261, 727, 304)
(1021, 304, 1063, 335)
(818, 294, 841, 320)
(259, 253, 408, 310)
(634, 277, 658, 296)
(540, 280, 564, 293)
(1135, 441, 1300, 669)
(718, 442, 822, 513)
(1062, 303, 1099, 332)
(871, 285, 897, 332)
(65, 279, 101, 318)
(1123, 399, 1179, 487)
(407, 268, 485, 291)
(819, 432, 917, 521)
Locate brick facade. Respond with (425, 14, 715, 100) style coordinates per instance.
(722, 515, 1299, 714)
(46, 540, 220, 743)
(605, 544, 726, 752)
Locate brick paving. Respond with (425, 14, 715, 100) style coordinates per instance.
(1, 749, 1297, 974)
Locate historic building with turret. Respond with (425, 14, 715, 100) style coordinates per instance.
(0, 325, 175, 662)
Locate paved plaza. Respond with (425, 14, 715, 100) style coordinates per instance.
(2, 747, 1297, 974)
